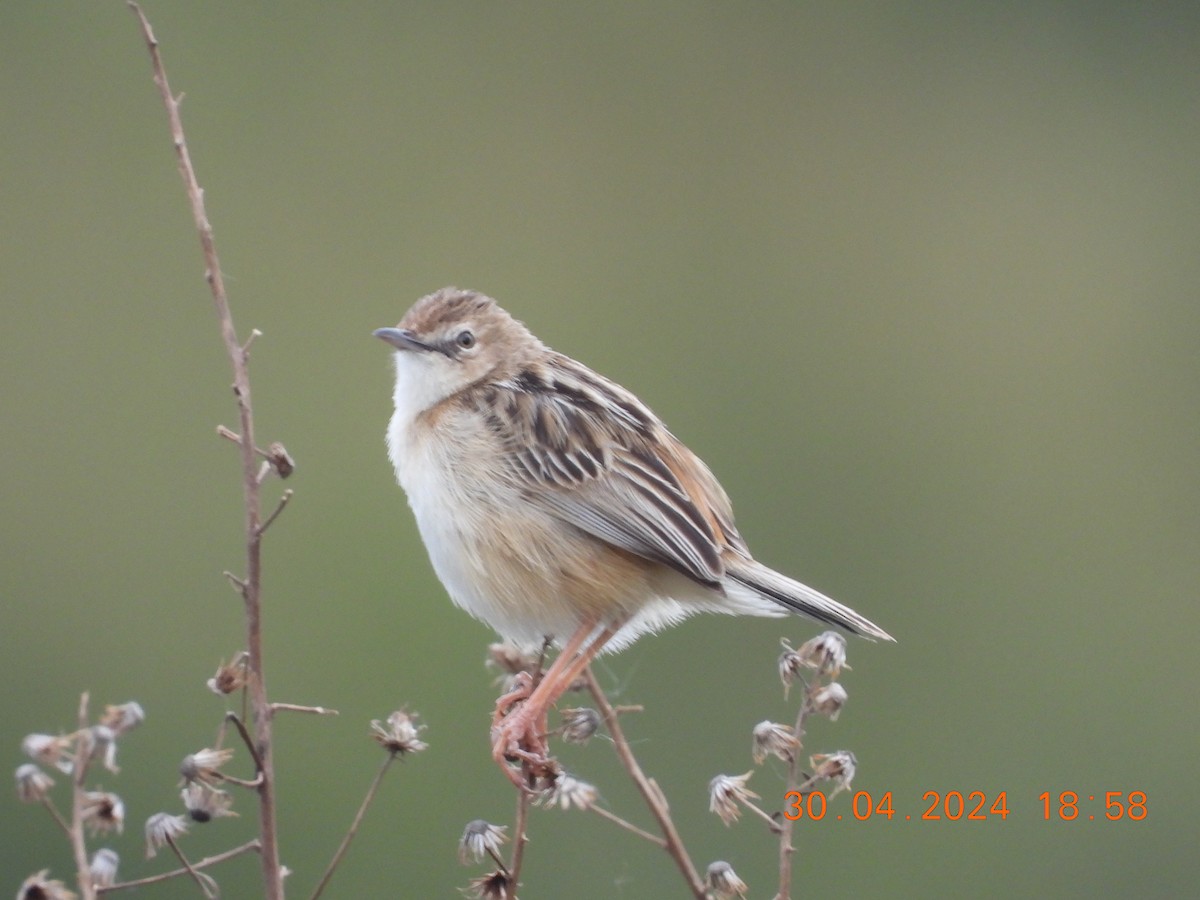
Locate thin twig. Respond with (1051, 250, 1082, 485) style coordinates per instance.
(506, 780, 534, 898)
(127, 6, 283, 896)
(99, 839, 261, 893)
(270, 702, 339, 717)
(69, 692, 97, 900)
(257, 489, 294, 536)
(225, 712, 266, 776)
(309, 752, 398, 900)
(166, 834, 218, 898)
(584, 668, 705, 899)
(776, 682, 814, 900)
(588, 804, 668, 848)
(41, 796, 73, 839)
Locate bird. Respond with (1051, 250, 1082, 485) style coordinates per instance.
(375, 287, 892, 782)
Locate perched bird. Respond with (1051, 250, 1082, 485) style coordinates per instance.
(376, 287, 891, 781)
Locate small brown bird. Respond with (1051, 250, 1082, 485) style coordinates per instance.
(376, 288, 891, 781)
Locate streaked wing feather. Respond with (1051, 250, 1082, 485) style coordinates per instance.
(483, 358, 738, 588)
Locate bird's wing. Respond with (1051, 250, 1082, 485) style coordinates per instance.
(476, 357, 747, 589)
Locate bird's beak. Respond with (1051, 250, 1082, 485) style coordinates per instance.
(373, 327, 435, 353)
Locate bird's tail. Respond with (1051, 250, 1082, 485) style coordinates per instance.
(724, 559, 894, 641)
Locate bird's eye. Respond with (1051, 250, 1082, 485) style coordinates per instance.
(455, 330, 476, 349)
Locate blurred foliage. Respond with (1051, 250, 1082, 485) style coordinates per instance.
(1, 2, 1197, 897)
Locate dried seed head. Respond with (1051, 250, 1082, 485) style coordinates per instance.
(21, 734, 73, 774)
(708, 772, 759, 826)
(89, 848, 120, 888)
(370, 709, 428, 756)
(16, 870, 76, 900)
(465, 870, 513, 899)
(457, 819, 508, 865)
(705, 860, 749, 898)
(809, 750, 857, 797)
(485, 642, 539, 691)
(267, 442, 295, 478)
(15, 764, 55, 803)
(207, 653, 249, 696)
(795, 631, 849, 678)
(558, 707, 601, 745)
(144, 812, 189, 858)
(751, 721, 798, 765)
(181, 783, 237, 823)
(100, 701, 145, 736)
(86, 725, 119, 774)
(540, 773, 598, 811)
(811, 683, 848, 720)
(81, 791, 125, 836)
(179, 747, 234, 786)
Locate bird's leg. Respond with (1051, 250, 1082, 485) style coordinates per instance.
(492, 619, 618, 788)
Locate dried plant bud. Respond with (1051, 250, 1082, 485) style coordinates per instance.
(17, 870, 76, 900)
(89, 848, 119, 889)
(708, 771, 759, 826)
(86, 725, 119, 774)
(267, 442, 295, 478)
(466, 870, 513, 899)
(795, 631, 849, 678)
(181, 783, 237, 823)
(369, 709, 428, 756)
(751, 721, 798, 765)
(705, 860, 749, 898)
(811, 683, 848, 720)
(486, 642, 539, 690)
(21, 733, 73, 774)
(559, 707, 601, 745)
(180, 747, 234, 786)
(100, 701, 145, 736)
(15, 764, 55, 803)
(81, 791, 125, 836)
(809, 750, 857, 797)
(207, 652, 249, 695)
(144, 812, 189, 858)
(458, 819, 508, 865)
(540, 773, 598, 811)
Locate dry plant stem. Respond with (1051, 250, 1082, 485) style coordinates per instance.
(128, 5, 283, 896)
(99, 840, 261, 894)
(42, 796, 73, 839)
(583, 669, 705, 899)
(270, 702, 339, 716)
(776, 680, 814, 900)
(506, 781, 534, 897)
(309, 752, 397, 900)
(588, 805, 668, 848)
(70, 692, 97, 900)
(167, 835, 218, 898)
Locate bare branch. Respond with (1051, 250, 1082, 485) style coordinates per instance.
(309, 753, 398, 900)
(99, 840, 261, 894)
(270, 702, 338, 717)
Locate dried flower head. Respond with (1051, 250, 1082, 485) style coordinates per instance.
(457, 819, 508, 865)
(182, 782, 237, 823)
(81, 791, 125, 836)
(85, 725, 119, 774)
(809, 750, 857, 797)
(21, 734, 73, 774)
(485, 642, 539, 690)
(370, 709, 428, 756)
(558, 707, 601, 745)
(207, 652, 249, 695)
(540, 773, 598, 811)
(100, 701, 145, 736)
(89, 848, 119, 889)
(708, 771, 759, 826)
(796, 631, 849, 678)
(144, 812, 189, 858)
(179, 747, 234, 786)
(705, 860, 749, 898)
(267, 442, 295, 478)
(811, 682, 848, 720)
(16, 870, 76, 900)
(751, 721, 798, 765)
(465, 870, 513, 899)
(15, 763, 55, 803)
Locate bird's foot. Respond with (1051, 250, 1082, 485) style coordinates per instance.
(491, 700, 558, 791)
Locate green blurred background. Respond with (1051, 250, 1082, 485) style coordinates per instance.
(3, 2, 1197, 897)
